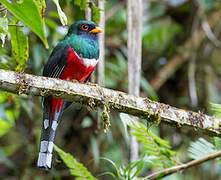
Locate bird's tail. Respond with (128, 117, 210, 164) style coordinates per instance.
(37, 98, 70, 170)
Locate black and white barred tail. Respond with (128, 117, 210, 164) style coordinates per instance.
(37, 98, 70, 170)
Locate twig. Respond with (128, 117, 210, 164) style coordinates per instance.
(188, 8, 200, 107)
(0, 7, 6, 12)
(0, 69, 221, 137)
(145, 150, 221, 179)
(202, 19, 221, 48)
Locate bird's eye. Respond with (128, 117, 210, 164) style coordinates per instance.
(81, 24, 89, 31)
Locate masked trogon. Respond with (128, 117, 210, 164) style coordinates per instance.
(37, 20, 103, 170)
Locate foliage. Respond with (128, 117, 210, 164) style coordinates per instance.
(187, 103, 221, 170)
(142, 21, 181, 51)
(188, 138, 216, 160)
(73, 0, 101, 24)
(54, 145, 97, 180)
(74, 0, 87, 10)
(0, 92, 20, 137)
(52, 0, 68, 26)
(210, 103, 221, 118)
(0, 0, 48, 48)
(53, 113, 178, 179)
(120, 113, 177, 171)
(92, 5, 101, 24)
(141, 77, 159, 101)
(0, 0, 221, 179)
(8, 23, 29, 71)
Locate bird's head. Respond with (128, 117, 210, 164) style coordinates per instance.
(67, 20, 103, 40)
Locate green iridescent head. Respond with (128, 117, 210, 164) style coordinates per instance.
(67, 20, 103, 40)
(53, 21, 103, 59)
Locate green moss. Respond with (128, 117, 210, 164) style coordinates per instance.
(87, 98, 97, 111)
(101, 104, 111, 133)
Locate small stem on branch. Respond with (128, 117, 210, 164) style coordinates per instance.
(145, 150, 221, 179)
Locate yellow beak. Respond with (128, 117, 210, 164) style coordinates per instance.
(89, 26, 104, 34)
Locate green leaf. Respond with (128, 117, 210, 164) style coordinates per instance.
(100, 157, 121, 179)
(0, 17, 8, 47)
(92, 5, 101, 24)
(143, 21, 181, 51)
(188, 138, 216, 160)
(74, 0, 82, 6)
(8, 25, 29, 71)
(0, 119, 12, 137)
(1, 0, 48, 48)
(128, 159, 145, 179)
(120, 113, 177, 170)
(96, 171, 118, 180)
(210, 103, 221, 118)
(52, 0, 68, 26)
(213, 137, 221, 150)
(74, 0, 87, 10)
(54, 145, 97, 180)
(80, 0, 87, 10)
(35, 0, 46, 18)
(141, 77, 159, 101)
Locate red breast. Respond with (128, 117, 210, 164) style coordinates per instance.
(60, 48, 97, 82)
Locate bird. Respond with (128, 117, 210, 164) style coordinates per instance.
(37, 20, 103, 170)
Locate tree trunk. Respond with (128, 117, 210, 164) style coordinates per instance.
(127, 0, 143, 165)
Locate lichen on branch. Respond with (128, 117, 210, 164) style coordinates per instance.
(0, 69, 221, 136)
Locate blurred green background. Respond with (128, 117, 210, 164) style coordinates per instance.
(0, 0, 221, 179)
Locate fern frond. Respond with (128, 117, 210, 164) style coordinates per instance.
(188, 138, 216, 160)
(120, 158, 147, 179)
(120, 113, 177, 170)
(54, 145, 97, 180)
(210, 103, 221, 118)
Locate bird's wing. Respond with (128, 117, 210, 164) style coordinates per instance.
(43, 44, 71, 78)
(38, 45, 72, 170)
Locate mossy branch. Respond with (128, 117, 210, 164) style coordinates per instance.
(0, 69, 221, 136)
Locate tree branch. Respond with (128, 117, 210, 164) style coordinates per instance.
(202, 19, 221, 48)
(0, 69, 221, 136)
(145, 150, 221, 179)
